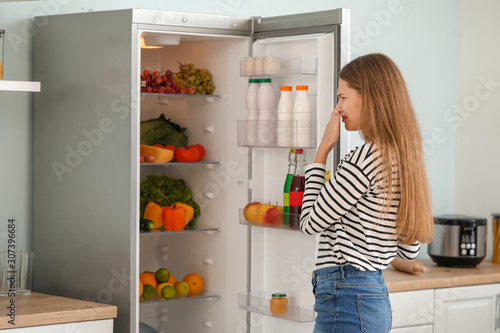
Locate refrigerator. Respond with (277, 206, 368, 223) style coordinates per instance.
(32, 8, 350, 333)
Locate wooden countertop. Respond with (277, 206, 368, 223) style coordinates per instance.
(0, 292, 117, 329)
(384, 259, 500, 293)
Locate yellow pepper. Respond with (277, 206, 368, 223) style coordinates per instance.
(174, 202, 194, 227)
(143, 202, 163, 229)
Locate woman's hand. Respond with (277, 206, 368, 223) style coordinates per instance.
(314, 109, 341, 164)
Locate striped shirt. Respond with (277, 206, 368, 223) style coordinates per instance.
(300, 143, 420, 271)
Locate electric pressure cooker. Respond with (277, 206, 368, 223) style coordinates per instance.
(428, 214, 487, 267)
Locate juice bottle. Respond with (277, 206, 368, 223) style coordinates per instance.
(289, 149, 307, 229)
(283, 149, 296, 226)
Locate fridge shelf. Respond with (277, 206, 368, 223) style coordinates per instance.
(238, 291, 315, 323)
(140, 160, 221, 167)
(237, 120, 317, 149)
(239, 208, 301, 232)
(140, 92, 222, 104)
(240, 57, 317, 77)
(140, 291, 221, 305)
(140, 225, 222, 235)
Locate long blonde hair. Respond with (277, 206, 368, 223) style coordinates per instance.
(339, 53, 434, 244)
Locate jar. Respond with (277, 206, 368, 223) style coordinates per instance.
(270, 293, 288, 314)
(254, 57, 264, 75)
(0, 29, 4, 80)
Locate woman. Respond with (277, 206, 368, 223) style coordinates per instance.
(300, 53, 434, 333)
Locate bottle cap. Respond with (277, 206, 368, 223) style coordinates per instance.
(249, 79, 260, 83)
(296, 85, 309, 90)
(271, 293, 287, 298)
(260, 78, 272, 83)
(296, 149, 304, 154)
(280, 86, 292, 91)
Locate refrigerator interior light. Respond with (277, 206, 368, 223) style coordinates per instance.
(142, 33, 181, 46)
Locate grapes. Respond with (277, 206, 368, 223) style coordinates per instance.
(140, 63, 216, 95)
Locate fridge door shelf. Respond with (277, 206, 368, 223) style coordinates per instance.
(141, 161, 221, 167)
(238, 291, 315, 323)
(141, 92, 222, 104)
(140, 291, 221, 305)
(240, 57, 317, 77)
(237, 119, 317, 149)
(140, 225, 222, 235)
(239, 208, 302, 232)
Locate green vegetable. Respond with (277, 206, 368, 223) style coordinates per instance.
(140, 218, 155, 232)
(140, 175, 200, 229)
(140, 114, 188, 148)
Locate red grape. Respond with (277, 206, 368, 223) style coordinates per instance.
(143, 69, 151, 77)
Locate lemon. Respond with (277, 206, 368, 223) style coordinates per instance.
(175, 281, 189, 297)
(160, 284, 176, 300)
(142, 284, 155, 300)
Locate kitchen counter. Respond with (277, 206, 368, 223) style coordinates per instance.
(0, 292, 117, 329)
(384, 259, 500, 292)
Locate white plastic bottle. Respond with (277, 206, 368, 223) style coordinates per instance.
(277, 86, 294, 147)
(257, 78, 276, 146)
(245, 78, 260, 145)
(292, 85, 312, 147)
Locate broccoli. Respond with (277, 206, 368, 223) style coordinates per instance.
(140, 174, 201, 229)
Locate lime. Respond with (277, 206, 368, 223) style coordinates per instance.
(155, 268, 170, 283)
(160, 284, 176, 300)
(142, 284, 155, 299)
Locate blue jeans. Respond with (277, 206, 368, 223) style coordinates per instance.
(311, 265, 392, 333)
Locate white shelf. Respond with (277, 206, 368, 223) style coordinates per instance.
(0, 80, 41, 92)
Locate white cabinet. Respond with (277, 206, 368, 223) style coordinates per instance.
(433, 284, 500, 333)
(390, 284, 500, 333)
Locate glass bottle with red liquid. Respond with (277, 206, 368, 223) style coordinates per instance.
(289, 149, 307, 229)
(283, 149, 296, 226)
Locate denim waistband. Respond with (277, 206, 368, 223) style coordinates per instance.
(313, 265, 381, 279)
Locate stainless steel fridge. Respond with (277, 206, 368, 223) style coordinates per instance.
(33, 8, 350, 333)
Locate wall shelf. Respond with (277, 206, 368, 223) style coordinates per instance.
(0, 80, 41, 92)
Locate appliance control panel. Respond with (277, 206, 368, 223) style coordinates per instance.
(459, 226, 477, 256)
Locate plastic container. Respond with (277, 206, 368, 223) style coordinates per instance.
(293, 86, 312, 147)
(289, 149, 307, 229)
(243, 57, 256, 76)
(264, 56, 280, 75)
(257, 78, 276, 145)
(245, 79, 261, 145)
(270, 293, 288, 314)
(0, 30, 4, 80)
(277, 86, 294, 147)
(254, 57, 265, 75)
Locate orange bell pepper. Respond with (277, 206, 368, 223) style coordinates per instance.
(162, 203, 187, 231)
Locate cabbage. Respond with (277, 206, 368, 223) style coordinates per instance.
(140, 114, 188, 148)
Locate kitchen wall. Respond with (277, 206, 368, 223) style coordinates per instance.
(0, 0, 460, 258)
(455, 0, 500, 258)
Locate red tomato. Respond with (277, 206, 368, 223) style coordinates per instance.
(153, 144, 165, 148)
(190, 144, 206, 162)
(163, 145, 176, 152)
(175, 146, 199, 163)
